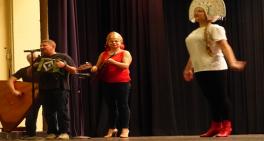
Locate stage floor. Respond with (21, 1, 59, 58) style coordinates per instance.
(84, 135, 264, 141)
(1, 134, 264, 141)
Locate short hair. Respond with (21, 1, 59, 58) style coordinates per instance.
(106, 31, 124, 44)
(105, 31, 125, 50)
(41, 39, 56, 48)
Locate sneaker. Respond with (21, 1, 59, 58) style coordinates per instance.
(46, 134, 57, 140)
(57, 133, 70, 140)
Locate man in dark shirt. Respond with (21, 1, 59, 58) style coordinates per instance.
(7, 52, 41, 139)
(36, 39, 77, 140)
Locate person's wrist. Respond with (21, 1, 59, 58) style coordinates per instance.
(63, 63, 67, 68)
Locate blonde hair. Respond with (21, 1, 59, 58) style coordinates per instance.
(106, 31, 124, 44)
(105, 31, 125, 50)
(204, 25, 214, 57)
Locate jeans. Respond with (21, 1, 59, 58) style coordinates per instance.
(39, 89, 70, 134)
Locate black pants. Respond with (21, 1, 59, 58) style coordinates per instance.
(195, 70, 231, 122)
(25, 96, 41, 136)
(101, 82, 131, 128)
(39, 89, 70, 134)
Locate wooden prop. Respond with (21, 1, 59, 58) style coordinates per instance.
(0, 80, 38, 132)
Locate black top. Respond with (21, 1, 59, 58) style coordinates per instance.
(13, 66, 32, 82)
(36, 53, 75, 90)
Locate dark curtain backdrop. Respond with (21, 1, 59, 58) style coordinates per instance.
(48, 0, 264, 137)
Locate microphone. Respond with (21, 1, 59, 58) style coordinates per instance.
(24, 49, 41, 52)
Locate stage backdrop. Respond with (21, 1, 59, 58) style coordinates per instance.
(48, 0, 264, 137)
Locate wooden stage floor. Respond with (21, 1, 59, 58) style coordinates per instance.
(1, 134, 264, 141)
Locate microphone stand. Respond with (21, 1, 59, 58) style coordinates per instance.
(30, 51, 35, 107)
(24, 50, 39, 108)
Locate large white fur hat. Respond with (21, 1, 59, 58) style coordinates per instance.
(189, 0, 226, 23)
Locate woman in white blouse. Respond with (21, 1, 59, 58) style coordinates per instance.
(183, 0, 246, 137)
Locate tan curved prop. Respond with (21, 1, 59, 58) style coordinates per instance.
(0, 80, 38, 132)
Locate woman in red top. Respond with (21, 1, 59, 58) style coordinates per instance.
(91, 31, 132, 138)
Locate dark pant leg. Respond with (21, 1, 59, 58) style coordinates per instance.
(116, 83, 131, 128)
(56, 90, 70, 134)
(40, 90, 58, 134)
(25, 97, 41, 136)
(102, 82, 131, 129)
(215, 81, 232, 120)
(103, 83, 118, 128)
(195, 70, 231, 121)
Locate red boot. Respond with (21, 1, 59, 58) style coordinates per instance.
(216, 120, 232, 137)
(200, 121, 222, 137)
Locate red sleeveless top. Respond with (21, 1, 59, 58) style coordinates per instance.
(100, 51, 131, 83)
